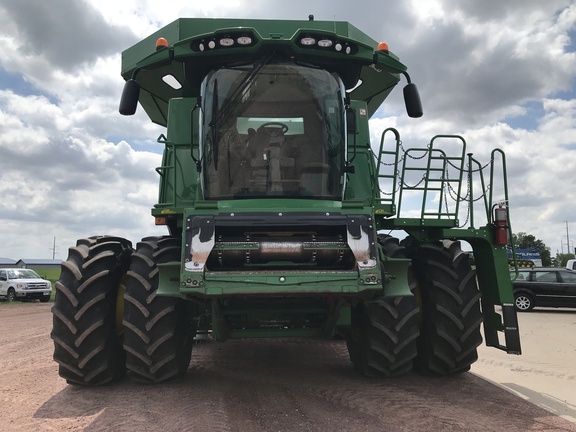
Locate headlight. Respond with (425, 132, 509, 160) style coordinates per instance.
(16, 283, 26, 289)
(300, 37, 316, 46)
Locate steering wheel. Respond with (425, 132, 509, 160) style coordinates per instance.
(258, 122, 289, 137)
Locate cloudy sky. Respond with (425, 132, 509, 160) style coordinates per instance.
(0, 0, 575, 260)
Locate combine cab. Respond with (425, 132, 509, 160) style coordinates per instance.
(51, 16, 520, 385)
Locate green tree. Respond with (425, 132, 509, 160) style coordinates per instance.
(553, 253, 575, 268)
(511, 232, 551, 267)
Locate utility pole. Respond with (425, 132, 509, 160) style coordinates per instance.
(49, 236, 59, 259)
(563, 221, 573, 256)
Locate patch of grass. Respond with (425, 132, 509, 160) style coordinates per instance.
(36, 268, 61, 301)
(37, 268, 61, 283)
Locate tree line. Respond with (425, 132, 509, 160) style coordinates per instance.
(511, 232, 573, 268)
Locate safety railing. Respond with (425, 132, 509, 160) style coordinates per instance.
(375, 128, 512, 232)
(154, 134, 177, 208)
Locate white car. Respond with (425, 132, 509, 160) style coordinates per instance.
(0, 268, 52, 302)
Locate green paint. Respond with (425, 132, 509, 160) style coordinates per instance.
(120, 17, 519, 352)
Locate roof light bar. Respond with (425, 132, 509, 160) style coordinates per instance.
(297, 34, 356, 54)
(191, 32, 256, 52)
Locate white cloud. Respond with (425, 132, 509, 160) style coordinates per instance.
(0, 0, 575, 260)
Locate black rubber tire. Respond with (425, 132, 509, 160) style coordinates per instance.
(405, 239, 483, 375)
(514, 293, 534, 312)
(346, 235, 420, 377)
(51, 236, 133, 385)
(123, 236, 194, 384)
(6, 288, 15, 302)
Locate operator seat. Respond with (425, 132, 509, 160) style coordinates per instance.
(249, 124, 297, 194)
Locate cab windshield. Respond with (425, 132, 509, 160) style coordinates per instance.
(201, 61, 345, 200)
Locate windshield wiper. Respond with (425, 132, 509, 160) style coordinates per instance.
(208, 79, 219, 169)
(213, 54, 273, 130)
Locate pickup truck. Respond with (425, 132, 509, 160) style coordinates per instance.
(0, 268, 52, 302)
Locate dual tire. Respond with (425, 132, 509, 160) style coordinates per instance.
(51, 235, 193, 385)
(347, 237, 482, 377)
(52, 234, 481, 383)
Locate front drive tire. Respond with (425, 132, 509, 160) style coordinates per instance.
(123, 236, 194, 384)
(405, 239, 483, 375)
(346, 235, 420, 377)
(51, 236, 133, 385)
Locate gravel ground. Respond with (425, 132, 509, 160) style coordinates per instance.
(1, 302, 575, 432)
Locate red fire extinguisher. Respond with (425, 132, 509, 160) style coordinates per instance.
(494, 204, 508, 245)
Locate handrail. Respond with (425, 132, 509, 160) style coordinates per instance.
(395, 135, 466, 220)
(154, 134, 176, 207)
(374, 128, 402, 213)
(374, 130, 514, 232)
(489, 149, 517, 271)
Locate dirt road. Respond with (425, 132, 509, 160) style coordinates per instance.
(1, 303, 575, 432)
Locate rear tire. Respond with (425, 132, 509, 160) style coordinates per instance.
(346, 235, 420, 377)
(51, 236, 132, 385)
(123, 236, 194, 384)
(405, 239, 483, 375)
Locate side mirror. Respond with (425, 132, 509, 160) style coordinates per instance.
(403, 83, 423, 118)
(119, 79, 141, 115)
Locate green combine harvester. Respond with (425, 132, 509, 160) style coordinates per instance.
(51, 16, 521, 385)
